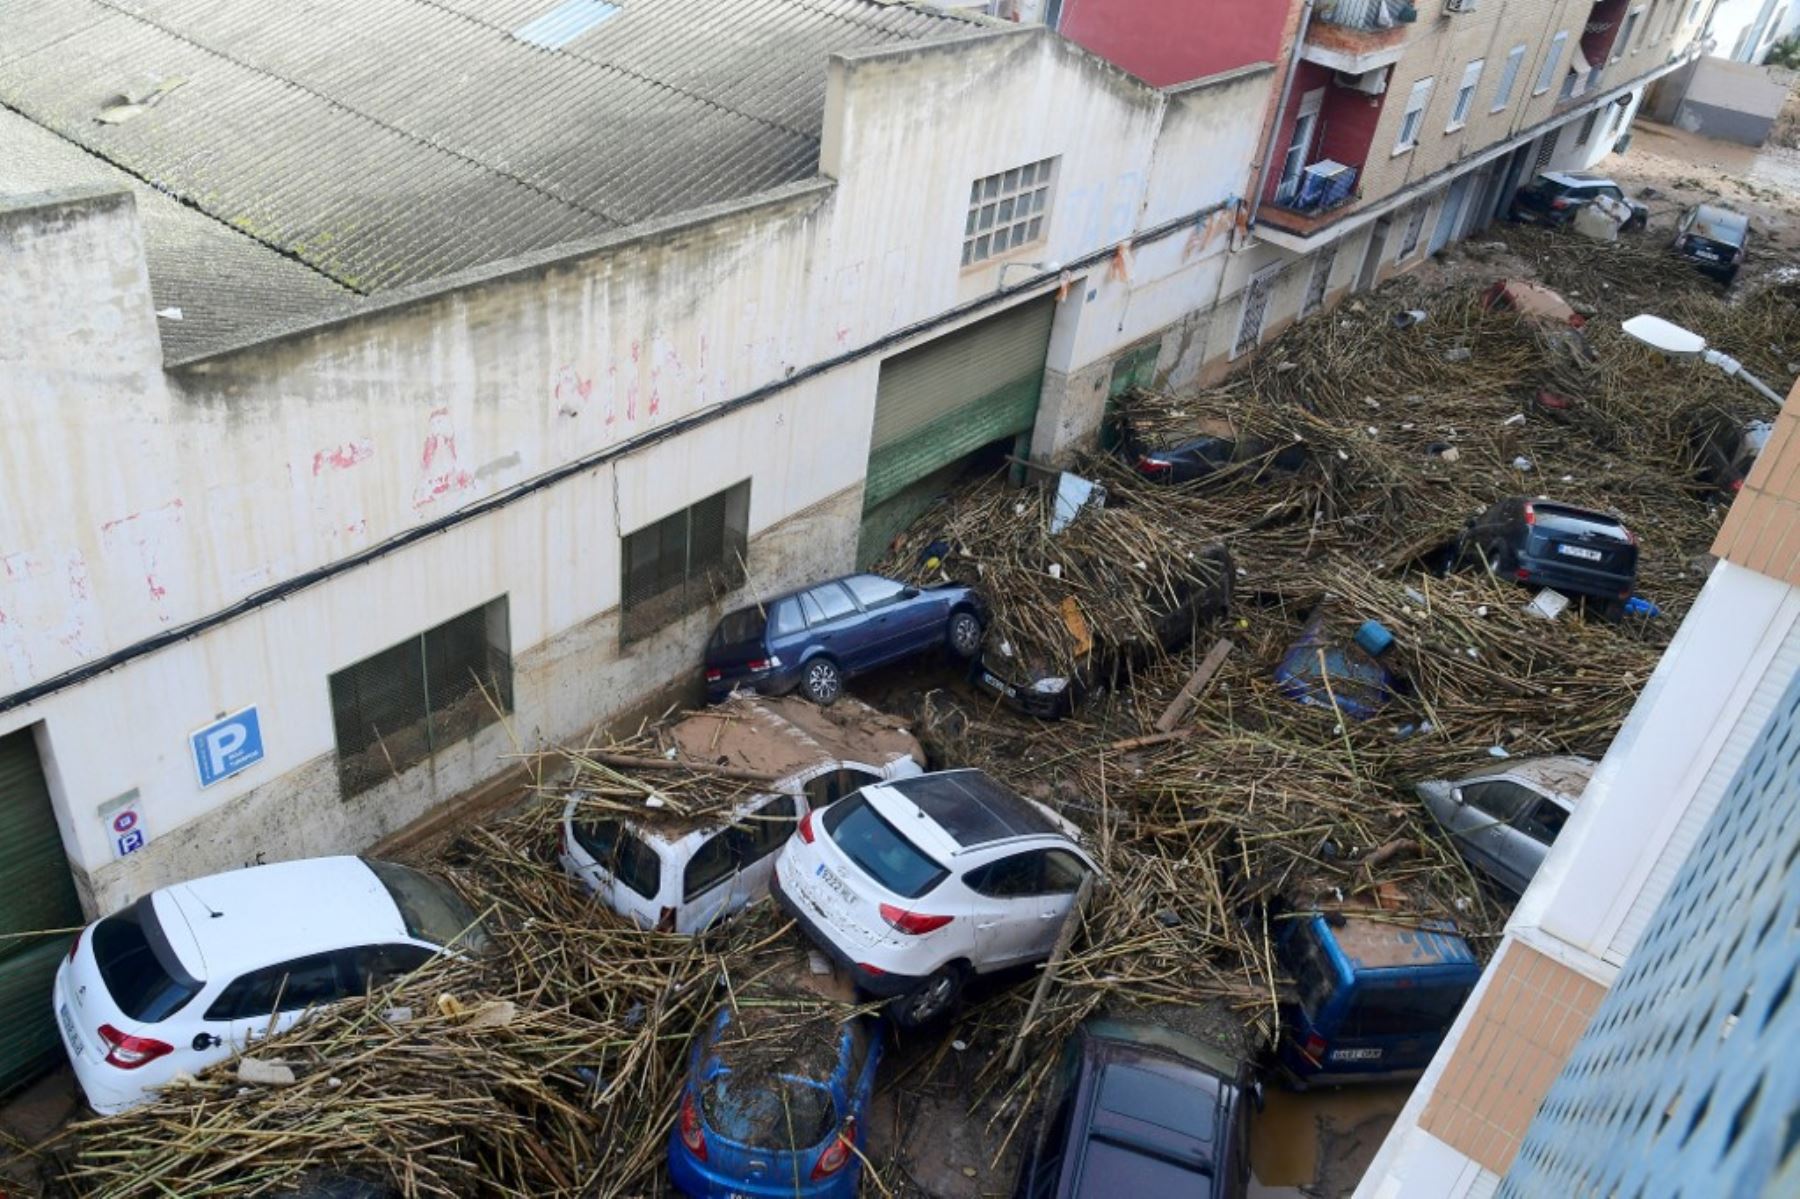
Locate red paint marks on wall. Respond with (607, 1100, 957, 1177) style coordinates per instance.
(412, 408, 475, 509)
(311, 439, 374, 476)
(100, 499, 184, 621)
(1058, 0, 1288, 87)
(554, 366, 593, 417)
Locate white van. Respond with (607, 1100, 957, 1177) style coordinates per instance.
(557, 695, 923, 933)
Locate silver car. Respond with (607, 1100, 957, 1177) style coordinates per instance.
(1415, 756, 1595, 895)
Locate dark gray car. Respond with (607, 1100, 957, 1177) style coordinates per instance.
(1415, 756, 1594, 895)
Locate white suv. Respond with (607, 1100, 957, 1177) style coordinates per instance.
(772, 769, 1096, 1026)
(53, 856, 485, 1114)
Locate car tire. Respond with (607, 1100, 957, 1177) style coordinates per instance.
(1482, 540, 1510, 575)
(888, 963, 965, 1028)
(800, 657, 843, 706)
(947, 611, 983, 660)
(1597, 598, 1627, 623)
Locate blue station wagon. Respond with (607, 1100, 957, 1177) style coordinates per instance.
(705, 574, 984, 705)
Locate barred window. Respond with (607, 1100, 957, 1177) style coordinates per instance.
(621, 481, 750, 644)
(329, 597, 513, 798)
(963, 158, 1056, 267)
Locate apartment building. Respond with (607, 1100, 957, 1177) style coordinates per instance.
(1355, 374, 1800, 1196)
(0, 0, 1280, 1092)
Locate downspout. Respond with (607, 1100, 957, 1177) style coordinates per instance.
(1247, 0, 1317, 233)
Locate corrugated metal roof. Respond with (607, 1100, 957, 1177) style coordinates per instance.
(0, 0, 973, 356)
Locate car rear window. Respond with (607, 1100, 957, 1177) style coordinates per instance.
(365, 860, 489, 952)
(1530, 505, 1628, 540)
(1536, 177, 1575, 197)
(822, 794, 948, 899)
(1283, 925, 1341, 1017)
(92, 896, 202, 1023)
(710, 607, 767, 650)
(1343, 982, 1471, 1038)
(571, 817, 663, 901)
(701, 1070, 837, 1149)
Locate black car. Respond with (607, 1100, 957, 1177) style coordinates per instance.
(1458, 499, 1638, 615)
(1132, 433, 1308, 486)
(1013, 1018, 1259, 1199)
(1509, 171, 1647, 230)
(1688, 409, 1771, 498)
(1673, 203, 1750, 284)
(705, 573, 984, 705)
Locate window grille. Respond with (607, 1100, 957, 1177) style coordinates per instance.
(620, 481, 750, 644)
(963, 159, 1056, 267)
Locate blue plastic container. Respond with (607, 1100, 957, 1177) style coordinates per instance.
(1353, 620, 1395, 657)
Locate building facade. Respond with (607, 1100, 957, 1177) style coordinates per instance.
(1355, 376, 1800, 1196)
(0, 0, 1281, 1088)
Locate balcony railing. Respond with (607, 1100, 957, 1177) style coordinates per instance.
(1318, 0, 1418, 30)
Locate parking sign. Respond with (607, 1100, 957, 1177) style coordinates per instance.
(191, 707, 265, 788)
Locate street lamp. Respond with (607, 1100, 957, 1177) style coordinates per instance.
(1621, 313, 1788, 409)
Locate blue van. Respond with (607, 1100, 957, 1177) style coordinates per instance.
(1275, 912, 1479, 1087)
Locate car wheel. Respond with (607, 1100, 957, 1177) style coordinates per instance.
(889, 963, 964, 1028)
(1483, 540, 1510, 575)
(800, 658, 842, 706)
(947, 611, 983, 660)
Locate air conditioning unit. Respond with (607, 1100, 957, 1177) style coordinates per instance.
(1445, 0, 1478, 12)
(1334, 68, 1388, 95)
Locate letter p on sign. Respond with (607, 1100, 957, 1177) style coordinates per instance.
(191, 707, 266, 788)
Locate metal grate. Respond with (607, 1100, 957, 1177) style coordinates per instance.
(329, 597, 512, 797)
(620, 482, 750, 644)
(513, 0, 621, 49)
(1302, 243, 1339, 318)
(1501, 666, 1800, 1196)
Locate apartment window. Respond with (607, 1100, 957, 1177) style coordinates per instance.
(1611, 98, 1632, 134)
(1395, 77, 1434, 152)
(1301, 243, 1339, 318)
(1686, 0, 1701, 21)
(1642, 0, 1662, 45)
(1400, 202, 1429, 258)
(1577, 110, 1601, 146)
(620, 481, 750, 643)
(1617, 9, 1641, 58)
(1448, 59, 1484, 129)
(1277, 89, 1326, 204)
(1492, 44, 1527, 110)
(963, 158, 1056, 267)
(329, 597, 513, 797)
(1534, 31, 1569, 94)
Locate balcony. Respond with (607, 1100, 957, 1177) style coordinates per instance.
(1261, 66, 1384, 235)
(1304, 0, 1413, 73)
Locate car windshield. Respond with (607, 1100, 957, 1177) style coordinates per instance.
(365, 860, 490, 952)
(92, 896, 203, 1022)
(1537, 177, 1576, 197)
(822, 795, 948, 899)
(710, 607, 767, 650)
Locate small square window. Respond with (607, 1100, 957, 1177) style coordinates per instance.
(979, 204, 995, 230)
(964, 210, 977, 235)
(961, 241, 974, 266)
(975, 233, 991, 258)
(960, 158, 1057, 267)
(984, 176, 1001, 199)
(997, 197, 1015, 223)
(1027, 216, 1042, 240)
(1003, 167, 1020, 190)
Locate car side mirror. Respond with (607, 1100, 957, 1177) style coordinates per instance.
(1451, 787, 1465, 805)
(900, 587, 920, 600)
(192, 1032, 222, 1051)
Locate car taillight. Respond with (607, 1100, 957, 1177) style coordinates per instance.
(98, 1024, 173, 1070)
(857, 962, 886, 977)
(1515, 568, 1531, 580)
(1302, 1031, 1327, 1061)
(1550, 197, 1571, 210)
(1523, 502, 1536, 525)
(679, 1091, 707, 1160)
(797, 810, 816, 844)
(1136, 456, 1172, 476)
(879, 903, 953, 936)
(68, 927, 82, 963)
(1623, 527, 1638, 546)
(747, 659, 773, 672)
(1731, 478, 1745, 493)
(811, 1117, 857, 1180)
(705, 668, 722, 683)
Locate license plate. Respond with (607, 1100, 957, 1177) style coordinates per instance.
(814, 863, 856, 906)
(59, 1004, 85, 1058)
(1329, 1047, 1383, 1062)
(1557, 544, 1603, 561)
(1694, 248, 1720, 260)
(979, 671, 1019, 699)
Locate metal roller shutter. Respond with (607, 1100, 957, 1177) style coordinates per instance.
(0, 728, 85, 1094)
(862, 297, 1055, 513)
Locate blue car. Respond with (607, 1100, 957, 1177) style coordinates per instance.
(669, 1006, 882, 1198)
(704, 573, 984, 706)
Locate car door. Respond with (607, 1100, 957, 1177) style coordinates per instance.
(347, 943, 436, 999)
(724, 793, 801, 919)
(1015, 849, 1088, 961)
(567, 815, 667, 928)
(1445, 780, 1537, 891)
(202, 950, 358, 1052)
(840, 575, 919, 664)
(1507, 793, 1572, 885)
(801, 582, 870, 672)
(963, 850, 1053, 968)
(679, 826, 740, 933)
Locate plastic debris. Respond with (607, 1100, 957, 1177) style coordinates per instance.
(1524, 589, 1570, 621)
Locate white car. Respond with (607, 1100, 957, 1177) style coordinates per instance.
(558, 695, 923, 934)
(53, 856, 485, 1115)
(771, 768, 1097, 1026)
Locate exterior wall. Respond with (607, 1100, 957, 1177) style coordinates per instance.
(1053, 0, 1292, 86)
(1710, 0, 1800, 61)
(1, 28, 1278, 911)
(1673, 54, 1793, 142)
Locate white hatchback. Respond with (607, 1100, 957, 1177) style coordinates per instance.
(772, 769, 1097, 1026)
(53, 856, 485, 1115)
(558, 695, 923, 934)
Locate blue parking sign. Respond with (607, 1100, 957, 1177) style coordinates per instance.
(191, 707, 265, 788)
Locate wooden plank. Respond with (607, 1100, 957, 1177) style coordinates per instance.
(1153, 638, 1235, 733)
(585, 752, 786, 785)
(1005, 872, 1094, 1074)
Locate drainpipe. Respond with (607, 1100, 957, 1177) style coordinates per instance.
(1248, 0, 1317, 234)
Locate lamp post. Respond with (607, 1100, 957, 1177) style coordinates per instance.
(1621, 313, 1787, 409)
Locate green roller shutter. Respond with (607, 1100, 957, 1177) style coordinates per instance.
(863, 297, 1055, 513)
(0, 729, 85, 1095)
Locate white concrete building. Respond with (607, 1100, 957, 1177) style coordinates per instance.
(0, 0, 1275, 1089)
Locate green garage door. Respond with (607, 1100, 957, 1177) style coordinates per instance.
(0, 729, 85, 1095)
(862, 297, 1056, 527)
